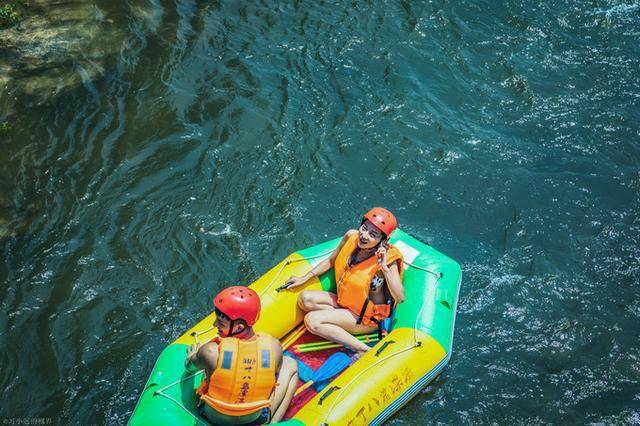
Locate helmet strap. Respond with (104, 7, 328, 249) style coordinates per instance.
(215, 308, 253, 338)
(228, 322, 254, 339)
(226, 319, 240, 336)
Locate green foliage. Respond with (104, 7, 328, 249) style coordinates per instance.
(0, 121, 10, 132)
(0, 3, 19, 27)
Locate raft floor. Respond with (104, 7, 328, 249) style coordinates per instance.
(282, 328, 351, 420)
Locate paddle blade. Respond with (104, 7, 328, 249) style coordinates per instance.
(284, 350, 315, 383)
(298, 360, 315, 383)
(310, 352, 352, 383)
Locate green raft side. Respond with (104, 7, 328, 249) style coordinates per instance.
(390, 230, 462, 352)
(272, 420, 305, 426)
(129, 343, 205, 426)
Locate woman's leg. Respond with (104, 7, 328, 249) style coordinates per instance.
(270, 356, 299, 423)
(304, 309, 376, 355)
(297, 290, 339, 312)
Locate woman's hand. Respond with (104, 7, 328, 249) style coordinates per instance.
(283, 275, 308, 289)
(376, 245, 389, 272)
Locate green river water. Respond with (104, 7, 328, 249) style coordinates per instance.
(1, 0, 639, 424)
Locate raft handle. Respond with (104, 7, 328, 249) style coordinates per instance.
(318, 386, 341, 405)
(375, 340, 396, 357)
(276, 282, 293, 292)
(437, 285, 453, 310)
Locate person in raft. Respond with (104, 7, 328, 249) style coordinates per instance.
(284, 207, 404, 358)
(185, 286, 299, 425)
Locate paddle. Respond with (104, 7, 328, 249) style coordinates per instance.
(293, 352, 352, 396)
(275, 282, 293, 292)
(284, 352, 315, 383)
(281, 323, 306, 350)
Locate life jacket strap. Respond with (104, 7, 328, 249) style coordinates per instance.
(372, 318, 383, 340)
(356, 298, 370, 325)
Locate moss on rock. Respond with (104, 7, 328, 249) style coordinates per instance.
(0, 3, 20, 28)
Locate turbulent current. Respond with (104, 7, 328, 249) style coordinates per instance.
(1, 0, 639, 424)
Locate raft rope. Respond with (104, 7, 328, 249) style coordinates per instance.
(152, 370, 209, 425)
(258, 249, 335, 298)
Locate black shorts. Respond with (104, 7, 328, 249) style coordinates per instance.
(197, 404, 271, 425)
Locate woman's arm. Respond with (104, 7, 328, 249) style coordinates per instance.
(284, 230, 356, 288)
(381, 262, 404, 303)
(376, 245, 405, 303)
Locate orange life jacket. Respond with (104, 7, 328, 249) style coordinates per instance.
(196, 333, 276, 416)
(334, 233, 404, 327)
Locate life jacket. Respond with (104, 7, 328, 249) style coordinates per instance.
(196, 333, 276, 416)
(334, 233, 404, 327)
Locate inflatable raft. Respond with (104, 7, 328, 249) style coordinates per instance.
(129, 229, 461, 425)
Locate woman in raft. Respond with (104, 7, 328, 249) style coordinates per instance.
(284, 207, 404, 358)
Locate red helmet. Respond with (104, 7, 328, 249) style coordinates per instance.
(214, 286, 261, 326)
(363, 207, 398, 236)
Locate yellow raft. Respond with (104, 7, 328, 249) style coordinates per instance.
(129, 229, 461, 425)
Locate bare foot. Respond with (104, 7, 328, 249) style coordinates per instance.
(351, 348, 368, 361)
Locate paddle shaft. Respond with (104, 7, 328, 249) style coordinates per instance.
(294, 333, 381, 351)
(297, 340, 379, 353)
(301, 332, 379, 346)
(281, 323, 306, 350)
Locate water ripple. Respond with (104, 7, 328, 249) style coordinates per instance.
(1, 0, 639, 424)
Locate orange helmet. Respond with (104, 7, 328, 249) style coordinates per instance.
(363, 207, 398, 236)
(214, 286, 261, 326)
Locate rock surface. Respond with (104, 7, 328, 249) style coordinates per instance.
(0, 1, 156, 238)
(0, 1, 129, 118)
